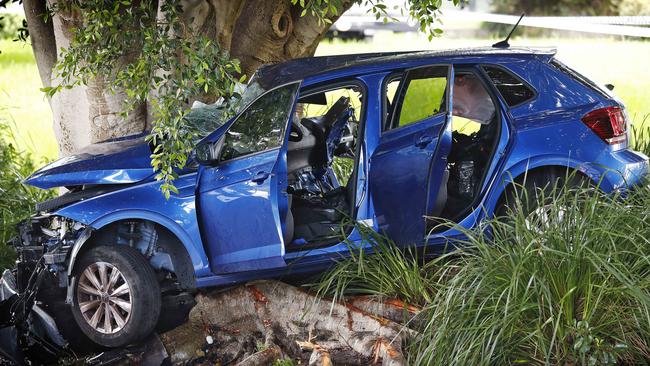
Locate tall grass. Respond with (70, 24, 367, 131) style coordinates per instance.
(632, 114, 650, 156)
(411, 185, 650, 365)
(314, 224, 438, 307)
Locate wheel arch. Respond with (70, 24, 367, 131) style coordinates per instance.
(68, 213, 198, 290)
(487, 159, 597, 216)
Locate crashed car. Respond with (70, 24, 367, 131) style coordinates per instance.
(2, 47, 648, 353)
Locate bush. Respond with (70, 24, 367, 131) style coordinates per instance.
(0, 120, 53, 270)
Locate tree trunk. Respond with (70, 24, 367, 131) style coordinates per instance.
(25, 0, 352, 156)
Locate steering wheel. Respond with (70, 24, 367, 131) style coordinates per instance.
(289, 119, 303, 142)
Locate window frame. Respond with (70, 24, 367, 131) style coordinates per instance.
(217, 81, 301, 164)
(382, 64, 452, 133)
(480, 64, 537, 109)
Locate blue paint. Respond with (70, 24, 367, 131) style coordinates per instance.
(24, 48, 648, 288)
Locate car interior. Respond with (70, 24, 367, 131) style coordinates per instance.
(284, 86, 362, 250)
(440, 71, 500, 222)
(283, 69, 500, 248)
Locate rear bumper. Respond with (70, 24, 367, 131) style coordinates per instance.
(587, 149, 649, 193)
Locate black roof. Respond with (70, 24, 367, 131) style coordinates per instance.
(254, 46, 556, 89)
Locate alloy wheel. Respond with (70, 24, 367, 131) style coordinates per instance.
(77, 261, 132, 334)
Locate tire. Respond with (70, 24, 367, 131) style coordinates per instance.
(71, 245, 161, 348)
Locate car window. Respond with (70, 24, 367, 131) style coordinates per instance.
(387, 66, 448, 130)
(185, 80, 266, 140)
(219, 83, 298, 162)
(482, 66, 535, 107)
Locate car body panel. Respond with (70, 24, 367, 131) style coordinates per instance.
(53, 173, 212, 277)
(198, 148, 287, 274)
(24, 134, 154, 189)
(369, 64, 454, 245)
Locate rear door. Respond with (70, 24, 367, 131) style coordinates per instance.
(369, 65, 454, 245)
(197, 83, 298, 274)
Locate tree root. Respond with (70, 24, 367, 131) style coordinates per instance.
(160, 280, 418, 365)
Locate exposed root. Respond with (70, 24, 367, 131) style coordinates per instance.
(161, 280, 415, 365)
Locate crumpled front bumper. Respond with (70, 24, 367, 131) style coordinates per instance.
(0, 269, 67, 364)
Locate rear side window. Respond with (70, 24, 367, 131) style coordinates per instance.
(482, 66, 535, 107)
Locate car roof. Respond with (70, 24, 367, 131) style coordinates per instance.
(254, 46, 556, 89)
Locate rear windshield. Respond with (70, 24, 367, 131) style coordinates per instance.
(550, 59, 611, 98)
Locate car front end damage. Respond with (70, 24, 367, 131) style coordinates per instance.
(0, 214, 89, 363)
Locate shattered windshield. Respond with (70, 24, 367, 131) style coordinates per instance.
(184, 78, 267, 139)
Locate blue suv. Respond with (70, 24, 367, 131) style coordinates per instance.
(9, 47, 649, 347)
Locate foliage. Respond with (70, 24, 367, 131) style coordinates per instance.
(42, 0, 242, 198)
(618, 0, 650, 16)
(0, 13, 24, 40)
(332, 157, 354, 185)
(0, 120, 54, 270)
(271, 359, 296, 366)
(631, 114, 650, 156)
(317, 162, 650, 365)
(410, 182, 650, 365)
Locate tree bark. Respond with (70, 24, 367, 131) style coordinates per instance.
(25, 0, 353, 156)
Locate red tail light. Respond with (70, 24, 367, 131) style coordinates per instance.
(581, 106, 627, 145)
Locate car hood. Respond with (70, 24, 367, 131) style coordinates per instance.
(24, 134, 154, 189)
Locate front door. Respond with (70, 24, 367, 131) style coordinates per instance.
(369, 65, 454, 245)
(197, 83, 299, 274)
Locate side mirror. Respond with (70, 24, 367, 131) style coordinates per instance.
(195, 136, 225, 165)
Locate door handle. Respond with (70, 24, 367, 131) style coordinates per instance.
(251, 171, 271, 183)
(415, 135, 433, 148)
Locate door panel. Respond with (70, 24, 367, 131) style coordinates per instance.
(198, 149, 285, 273)
(369, 65, 454, 246)
(197, 83, 298, 274)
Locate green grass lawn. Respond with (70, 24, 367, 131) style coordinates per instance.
(0, 40, 56, 160)
(0, 34, 649, 160)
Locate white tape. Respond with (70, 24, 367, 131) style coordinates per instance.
(446, 10, 650, 38)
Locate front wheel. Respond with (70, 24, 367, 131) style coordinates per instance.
(71, 246, 161, 348)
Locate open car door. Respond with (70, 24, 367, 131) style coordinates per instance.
(369, 64, 454, 246)
(197, 83, 299, 274)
